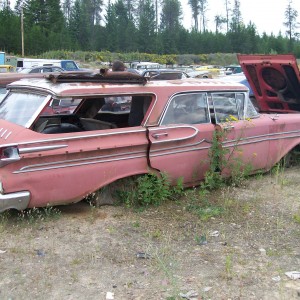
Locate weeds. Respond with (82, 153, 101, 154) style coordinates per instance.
(293, 214, 300, 224)
(117, 173, 184, 208)
(17, 205, 61, 224)
(225, 254, 233, 280)
(0, 211, 10, 232)
(132, 220, 140, 228)
(271, 161, 286, 186)
(152, 246, 180, 299)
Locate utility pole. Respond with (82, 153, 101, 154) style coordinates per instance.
(21, 6, 24, 57)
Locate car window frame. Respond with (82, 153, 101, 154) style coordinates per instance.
(160, 92, 210, 125)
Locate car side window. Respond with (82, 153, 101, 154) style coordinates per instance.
(211, 93, 239, 123)
(30, 68, 41, 73)
(161, 93, 209, 125)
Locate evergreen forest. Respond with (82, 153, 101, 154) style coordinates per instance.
(0, 0, 299, 60)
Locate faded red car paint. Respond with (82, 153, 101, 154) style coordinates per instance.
(0, 71, 299, 212)
(238, 54, 300, 113)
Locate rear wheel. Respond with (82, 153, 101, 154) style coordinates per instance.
(281, 147, 300, 168)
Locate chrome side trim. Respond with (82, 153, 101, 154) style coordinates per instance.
(223, 133, 300, 148)
(150, 145, 211, 158)
(0, 128, 147, 149)
(151, 138, 211, 154)
(222, 130, 300, 147)
(19, 144, 68, 154)
(13, 153, 146, 174)
(0, 190, 30, 213)
(222, 129, 300, 146)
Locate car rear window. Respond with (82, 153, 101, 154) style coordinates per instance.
(0, 92, 47, 127)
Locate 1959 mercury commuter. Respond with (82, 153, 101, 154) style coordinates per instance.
(0, 58, 300, 212)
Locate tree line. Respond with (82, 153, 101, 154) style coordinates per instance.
(0, 0, 299, 58)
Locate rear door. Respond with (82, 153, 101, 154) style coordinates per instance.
(211, 92, 271, 175)
(148, 92, 215, 186)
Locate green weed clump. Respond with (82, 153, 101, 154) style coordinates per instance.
(117, 174, 184, 208)
(186, 188, 224, 221)
(293, 214, 300, 224)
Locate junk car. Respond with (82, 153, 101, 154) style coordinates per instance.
(140, 69, 190, 80)
(0, 71, 299, 212)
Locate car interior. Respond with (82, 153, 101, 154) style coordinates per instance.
(33, 95, 153, 134)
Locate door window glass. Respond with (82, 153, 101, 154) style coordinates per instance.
(211, 93, 239, 123)
(162, 93, 209, 125)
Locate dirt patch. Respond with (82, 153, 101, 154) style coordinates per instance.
(1, 167, 300, 299)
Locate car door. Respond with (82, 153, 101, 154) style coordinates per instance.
(211, 92, 271, 175)
(148, 93, 215, 186)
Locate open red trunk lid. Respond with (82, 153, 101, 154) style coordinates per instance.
(238, 54, 300, 113)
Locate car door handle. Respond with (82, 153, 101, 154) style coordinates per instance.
(152, 132, 168, 139)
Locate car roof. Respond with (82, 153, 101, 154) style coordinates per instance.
(0, 72, 48, 86)
(7, 71, 248, 97)
(0, 70, 93, 86)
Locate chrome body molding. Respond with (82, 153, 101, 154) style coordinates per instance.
(19, 144, 68, 154)
(222, 129, 300, 147)
(14, 151, 147, 174)
(0, 128, 147, 149)
(150, 144, 211, 158)
(0, 190, 30, 212)
(150, 138, 211, 156)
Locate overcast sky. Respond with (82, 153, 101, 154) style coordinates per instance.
(182, 0, 297, 35)
(8, 0, 298, 36)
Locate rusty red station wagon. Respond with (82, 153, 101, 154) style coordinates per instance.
(0, 67, 299, 212)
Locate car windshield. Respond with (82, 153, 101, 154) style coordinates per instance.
(0, 92, 47, 126)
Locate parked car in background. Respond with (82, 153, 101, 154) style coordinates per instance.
(224, 65, 243, 75)
(0, 65, 15, 73)
(18, 66, 64, 74)
(141, 69, 189, 80)
(195, 65, 224, 76)
(16, 58, 81, 71)
(1, 71, 300, 212)
(128, 61, 161, 72)
(186, 70, 213, 79)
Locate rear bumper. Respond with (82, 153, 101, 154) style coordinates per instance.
(0, 191, 30, 213)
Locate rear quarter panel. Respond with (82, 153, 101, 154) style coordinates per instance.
(0, 126, 149, 208)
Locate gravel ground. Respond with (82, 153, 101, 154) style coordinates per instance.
(0, 167, 300, 300)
